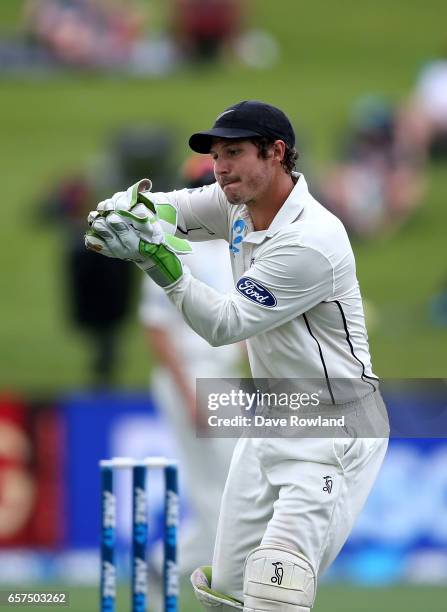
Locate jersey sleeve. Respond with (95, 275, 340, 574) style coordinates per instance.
(164, 240, 334, 346)
(148, 182, 230, 242)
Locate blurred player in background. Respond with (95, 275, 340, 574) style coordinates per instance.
(396, 48, 447, 163)
(38, 126, 175, 386)
(38, 172, 133, 386)
(139, 155, 240, 575)
(86, 100, 389, 612)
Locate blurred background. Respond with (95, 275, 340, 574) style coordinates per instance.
(0, 0, 446, 610)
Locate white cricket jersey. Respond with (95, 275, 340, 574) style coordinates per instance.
(144, 174, 378, 403)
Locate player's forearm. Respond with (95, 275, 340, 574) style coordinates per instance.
(166, 268, 260, 347)
(144, 326, 180, 372)
(165, 246, 335, 347)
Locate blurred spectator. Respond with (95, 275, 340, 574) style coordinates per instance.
(319, 96, 424, 237)
(396, 52, 447, 163)
(22, 0, 147, 69)
(139, 155, 241, 574)
(1, 0, 278, 74)
(170, 0, 245, 62)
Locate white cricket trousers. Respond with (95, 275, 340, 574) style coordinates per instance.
(212, 392, 389, 602)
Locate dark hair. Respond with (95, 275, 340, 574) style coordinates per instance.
(250, 136, 298, 175)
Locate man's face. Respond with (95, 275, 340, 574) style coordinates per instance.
(209, 139, 275, 206)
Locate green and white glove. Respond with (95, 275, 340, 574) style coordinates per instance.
(85, 179, 192, 288)
(95, 178, 154, 214)
(92, 177, 181, 238)
(190, 566, 242, 610)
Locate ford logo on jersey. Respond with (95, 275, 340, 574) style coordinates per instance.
(236, 277, 277, 308)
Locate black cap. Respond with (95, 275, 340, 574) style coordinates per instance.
(189, 100, 295, 153)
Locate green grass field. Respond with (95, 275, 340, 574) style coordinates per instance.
(2, 582, 446, 612)
(1, 0, 446, 390)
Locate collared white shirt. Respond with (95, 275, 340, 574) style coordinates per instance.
(146, 174, 378, 403)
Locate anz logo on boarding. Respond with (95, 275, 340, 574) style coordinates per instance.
(230, 218, 246, 254)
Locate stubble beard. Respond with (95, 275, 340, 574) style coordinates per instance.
(223, 166, 270, 206)
(226, 192, 243, 205)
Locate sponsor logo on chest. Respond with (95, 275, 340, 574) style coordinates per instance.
(230, 218, 246, 254)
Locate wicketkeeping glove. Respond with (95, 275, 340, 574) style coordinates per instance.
(85, 179, 192, 287)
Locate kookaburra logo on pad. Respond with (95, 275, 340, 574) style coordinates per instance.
(270, 561, 284, 585)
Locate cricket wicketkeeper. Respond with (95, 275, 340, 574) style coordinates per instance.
(86, 100, 389, 611)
